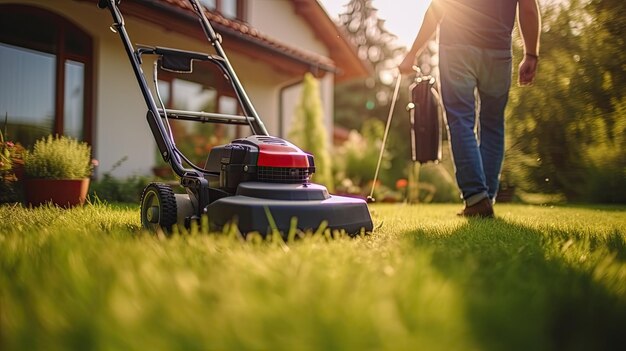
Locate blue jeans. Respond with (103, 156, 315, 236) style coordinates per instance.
(439, 44, 512, 205)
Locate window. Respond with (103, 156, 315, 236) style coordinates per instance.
(199, 0, 245, 20)
(221, 0, 239, 19)
(0, 5, 92, 148)
(154, 62, 244, 167)
(199, 0, 216, 11)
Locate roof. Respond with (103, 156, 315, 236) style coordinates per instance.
(293, 0, 372, 81)
(101, 0, 370, 81)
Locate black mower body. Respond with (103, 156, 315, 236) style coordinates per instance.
(204, 136, 372, 233)
(205, 136, 316, 192)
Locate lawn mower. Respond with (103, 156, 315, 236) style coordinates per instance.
(97, 0, 373, 235)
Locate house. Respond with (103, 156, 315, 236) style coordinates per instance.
(0, 0, 368, 177)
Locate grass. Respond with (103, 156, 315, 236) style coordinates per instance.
(0, 202, 625, 350)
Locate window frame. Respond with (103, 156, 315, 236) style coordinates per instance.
(200, 0, 246, 21)
(156, 67, 246, 140)
(0, 4, 94, 145)
(155, 70, 239, 113)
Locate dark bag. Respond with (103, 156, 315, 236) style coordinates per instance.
(408, 75, 442, 164)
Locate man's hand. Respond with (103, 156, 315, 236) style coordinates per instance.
(399, 55, 416, 75)
(398, 2, 443, 76)
(518, 54, 538, 86)
(517, 0, 541, 86)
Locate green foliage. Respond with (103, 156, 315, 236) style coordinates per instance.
(334, 119, 388, 192)
(0, 115, 24, 177)
(23, 135, 92, 179)
(335, 0, 410, 136)
(0, 120, 11, 174)
(334, 119, 458, 203)
(412, 163, 460, 203)
(335, 0, 435, 192)
(89, 173, 152, 204)
(335, 0, 407, 131)
(167, 120, 223, 168)
(0, 115, 26, 203)
(505, 0, 626, 202)
(289, 73, 334, 191)
(0, 203, 625, 350)
(89, 156, 155, 204)
(579, 100, 626, 202)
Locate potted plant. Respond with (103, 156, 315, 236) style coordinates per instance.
(23, 135, 95, 207)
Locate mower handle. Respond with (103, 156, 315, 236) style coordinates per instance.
(98, 0, 120, 10)
(187, 0, 268, 135)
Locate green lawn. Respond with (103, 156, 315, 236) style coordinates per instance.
(1, 202, 625, 350)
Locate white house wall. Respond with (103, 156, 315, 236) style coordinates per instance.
(247, 0, 328, 56)
(245, 0, 335, 146)
(2, 0, 336, 178)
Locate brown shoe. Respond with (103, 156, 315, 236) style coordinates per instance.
(457, 198, 494, 218)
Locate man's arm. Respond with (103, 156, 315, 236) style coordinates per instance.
(399, 1, 444, 74)
(517, 0, 541, 85)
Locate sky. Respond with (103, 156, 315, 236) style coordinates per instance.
(318, 0, 432, 49)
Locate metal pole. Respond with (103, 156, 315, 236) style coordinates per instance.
(367, 72, 402, 203)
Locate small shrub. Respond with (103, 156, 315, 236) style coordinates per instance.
(1, 114, 25, 180)
(24, 135, 92, 179)
(334, 119, 390, 194)
(289, 73, 334, 191)
(582, 143, 626, 203)
(89, 174, 152, 204)
(1, 115, 26, 203)
(415, 163, 460, 203)
(88, 156, 153, 204)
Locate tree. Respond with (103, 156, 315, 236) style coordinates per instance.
(335, 0, 424, 187)
(334, 0, 406, 131)
(505, 0, 626, 202)
(289, 73, 334, 191)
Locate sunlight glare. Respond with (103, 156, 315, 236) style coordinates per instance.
(319, 0, 433, 49)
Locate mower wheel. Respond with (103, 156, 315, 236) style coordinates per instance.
(140, 183, 177, 233)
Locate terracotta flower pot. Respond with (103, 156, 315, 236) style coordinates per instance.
(12, 162, 25, 181)
(24, 178, 90, 208)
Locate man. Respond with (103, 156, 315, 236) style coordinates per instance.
(399, 0, 541, 217)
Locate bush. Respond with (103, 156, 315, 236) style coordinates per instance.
(89, 174, 152, 204)
(581, 144, 626, 203)
(334, 119, 390, 194)
(414, 163, 460, 203)
(24, 135, 92, 179)
(0, 117, 25, 203)
(88, 156, 153, 204)
(289, 73, 334, 191)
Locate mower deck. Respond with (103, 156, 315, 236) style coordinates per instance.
(207, 182, 373, 235)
